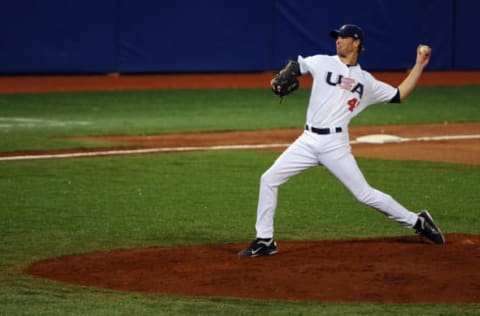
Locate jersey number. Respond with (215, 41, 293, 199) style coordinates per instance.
(347, 98, 360, 112)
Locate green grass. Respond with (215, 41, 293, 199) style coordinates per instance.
(3, 278, 479, 316)
(0, 86, 479, 315)
(1, 152, 479, 315)
(3, 152, 476, 261)
(0, 89, 304, 151)
(0, 86, 479, 152)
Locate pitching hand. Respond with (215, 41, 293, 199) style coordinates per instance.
(416, 44, 431, 68)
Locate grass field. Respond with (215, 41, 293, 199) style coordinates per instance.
(0, 86, 479, 315)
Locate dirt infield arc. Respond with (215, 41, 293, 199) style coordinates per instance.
(74, 122, 480, 165)
(2, 122, 479, 165)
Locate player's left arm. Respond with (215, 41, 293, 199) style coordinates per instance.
(397, 44, 431, 102)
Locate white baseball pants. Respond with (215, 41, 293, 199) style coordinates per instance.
(255, 130, 418, 238)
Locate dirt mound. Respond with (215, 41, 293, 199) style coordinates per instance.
(24, 233, 480, 303)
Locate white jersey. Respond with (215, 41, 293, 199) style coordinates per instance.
(298, 54, 398, 128)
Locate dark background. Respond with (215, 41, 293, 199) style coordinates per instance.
(0, 0, 477, 74)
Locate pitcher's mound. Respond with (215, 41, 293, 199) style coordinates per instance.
(24, 233, 480, 303)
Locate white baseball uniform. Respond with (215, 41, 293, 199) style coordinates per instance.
(255, 54, 419, 238)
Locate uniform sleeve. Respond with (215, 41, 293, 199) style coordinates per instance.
(297, 55, 315, 75)
(389, 88, 401, 103)
(297, 55, 323, 76)
(364, 73, 399, 105)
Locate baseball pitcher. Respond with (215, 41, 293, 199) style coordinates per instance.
(239, 24, 445, 257)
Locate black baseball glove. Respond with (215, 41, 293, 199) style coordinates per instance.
(271, 60, 301, 99)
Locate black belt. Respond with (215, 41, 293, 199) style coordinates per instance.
(305, 125, 342, 135)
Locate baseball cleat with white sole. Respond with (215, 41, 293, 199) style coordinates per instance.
(238, 238, 278, 257)
(414, 210, 445, 244)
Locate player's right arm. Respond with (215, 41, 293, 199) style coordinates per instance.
(397, 45, 431, 101)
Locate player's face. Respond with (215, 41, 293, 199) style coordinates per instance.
(336, 36, 359, 57)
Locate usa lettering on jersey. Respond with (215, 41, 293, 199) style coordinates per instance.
(326, 72, 364, 98)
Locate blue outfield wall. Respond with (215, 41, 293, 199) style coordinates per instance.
(117, 0, 274, 72)
(0, 0, 477, 74)
(0, 0, 117, 73)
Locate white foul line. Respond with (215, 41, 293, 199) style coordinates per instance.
(0, 143, 290, 161)
(350, 134, 480, 145)
(1, 134, 479, 162)
(401, 134, 480, 142)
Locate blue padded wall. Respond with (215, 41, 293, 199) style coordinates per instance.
(0, 0, 476, 73)
(0, 0, 116, 73)
(117, 0, 273, 72)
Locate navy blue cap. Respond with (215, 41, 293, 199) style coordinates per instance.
(330, 24, 364, 43)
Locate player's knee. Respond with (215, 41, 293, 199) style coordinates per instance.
(353, 186, 377, 206)
(260, 168, 285, 188)
(260, 171, 274, 186)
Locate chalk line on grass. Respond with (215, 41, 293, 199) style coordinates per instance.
(0, 117, 91, 129)
(352, 134, 480, 144)
(1, 134, 479, 162)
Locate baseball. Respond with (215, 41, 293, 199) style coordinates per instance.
(420, 45, 430, 55)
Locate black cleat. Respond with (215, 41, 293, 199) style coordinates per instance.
(238, 238, 278, 257)
(414, 210, 445, 244)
